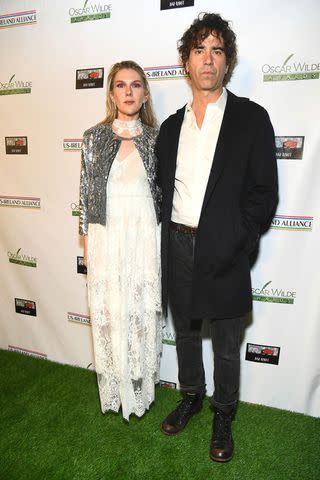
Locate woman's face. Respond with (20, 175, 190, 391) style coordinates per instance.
(110, 68, 148, 121)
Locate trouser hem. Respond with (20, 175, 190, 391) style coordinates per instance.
(180, 384, 206, 396)
(210, 397, 238, 414)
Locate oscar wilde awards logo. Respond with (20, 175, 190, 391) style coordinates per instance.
(262, 53, 320, 82)
(252, 281, 296, 305)
(76, 68, 104, 89)
(0, 74, 32, 95)
(8, 345, 47, 360)
(5, 137, 28, 155)
(15, 298, 37, 316)
(162, 321, 176, 345)
(275, 136, 304, 160)
(67, 312, 91, 326)
(144, 65, 187, 81)
(69, 1, 112, 23)
(8, 248, 37, 268)
(64, 138, 83, 152)
(0, 196, 40, 208)
(245, 343, 280, 365)
(0, 10, 37, 29)
(160, 0, 194, 10)
(271, 215, 313, 231)
(70, 202, 80, 216)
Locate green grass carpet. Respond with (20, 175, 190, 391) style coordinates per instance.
(0, 349, 319, 480)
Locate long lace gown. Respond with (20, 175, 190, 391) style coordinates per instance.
(87, 146, 162, 420)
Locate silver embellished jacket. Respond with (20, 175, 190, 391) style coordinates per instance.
(79, 122, 161, 235)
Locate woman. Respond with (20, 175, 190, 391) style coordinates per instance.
(79, 60, 162, 420)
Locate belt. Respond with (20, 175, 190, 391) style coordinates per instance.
(170, 221, 197, 235)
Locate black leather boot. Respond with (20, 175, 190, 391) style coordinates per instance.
(210, 408, 235, 462)
(161, 393, 203, 435)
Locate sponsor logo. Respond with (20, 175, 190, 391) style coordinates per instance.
(64, 138, 83, 151)
(5, 136, 28, 154)
(76, 68, 104, 89)
(144, 65, 187, 81)
(271, 215, 313, 231)
(0, 196, 40, 208)
(77, 256, 87, 274)
(246, 343, 280, 365)
(67, 312, 91, 325)
(69, 1, 112, 23)
(15, 298, 37, 316)
(162, 323, 176, 345)
(0, 74, 32, 95)
(8, 248, 37, 268)
(275, 136, 304, 160)
(252, 281, 296, 304)
(160, 380, 177, 389)
(71, 202, 80, 216)
(0, 10, 37, 29)
(8, 345, 47, 359)
(160, 0, 194, 10)
(262, 54, 320, 82)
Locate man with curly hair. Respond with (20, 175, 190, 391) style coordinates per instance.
(156, 12, 278, 462)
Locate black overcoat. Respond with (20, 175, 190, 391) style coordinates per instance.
(156, 90, 278, 319)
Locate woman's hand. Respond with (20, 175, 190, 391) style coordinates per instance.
(83, 236, 88, 267)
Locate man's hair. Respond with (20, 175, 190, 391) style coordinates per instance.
(178, 12, 237, 86)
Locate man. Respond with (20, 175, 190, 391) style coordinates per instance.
(156, 13, 278, 462)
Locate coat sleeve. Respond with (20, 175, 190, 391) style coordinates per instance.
(79, 132, 90, 236)
(241, 106, 278, 253)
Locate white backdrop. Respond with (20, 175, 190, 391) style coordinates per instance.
(1, 0, 319, 417)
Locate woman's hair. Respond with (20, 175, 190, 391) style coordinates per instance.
(102, 60, 157, 128)
(178, 12, 238, 86)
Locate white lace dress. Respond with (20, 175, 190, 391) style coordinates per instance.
(87, 147, 162, 420)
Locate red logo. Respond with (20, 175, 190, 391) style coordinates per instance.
(89, 71, 99, 79)
(283, 140, 297, 149)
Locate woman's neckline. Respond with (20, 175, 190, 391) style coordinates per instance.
(112, 118, 143, 140)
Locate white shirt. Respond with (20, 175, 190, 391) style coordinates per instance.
(171, 88, 227, 227)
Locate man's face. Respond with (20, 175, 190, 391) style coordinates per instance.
(186, 33, 228, 95)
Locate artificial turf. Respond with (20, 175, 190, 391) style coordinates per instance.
(0, 349, 319, 480)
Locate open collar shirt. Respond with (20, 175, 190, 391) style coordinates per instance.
(171, 87, 227, 227)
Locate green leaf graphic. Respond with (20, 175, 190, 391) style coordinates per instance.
(16, 248, 21, 255)
(261, 281, 272, 291)
(281, 54, 294, 68)
(9, 74, 15, 83)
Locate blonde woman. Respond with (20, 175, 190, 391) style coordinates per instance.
(79, 61, 162, 420)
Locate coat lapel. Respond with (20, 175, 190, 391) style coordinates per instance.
(201, 91, 240, 211)
(167, 106, 185, 192)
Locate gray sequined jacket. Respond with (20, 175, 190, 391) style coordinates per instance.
(79, 122, 161, 235)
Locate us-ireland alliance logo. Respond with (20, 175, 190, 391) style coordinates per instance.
(0, 10, 37, 29)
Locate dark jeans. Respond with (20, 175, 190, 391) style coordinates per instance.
(168, 226, 245, 414)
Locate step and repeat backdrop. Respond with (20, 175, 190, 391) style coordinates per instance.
(1, 0, 319, 417)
